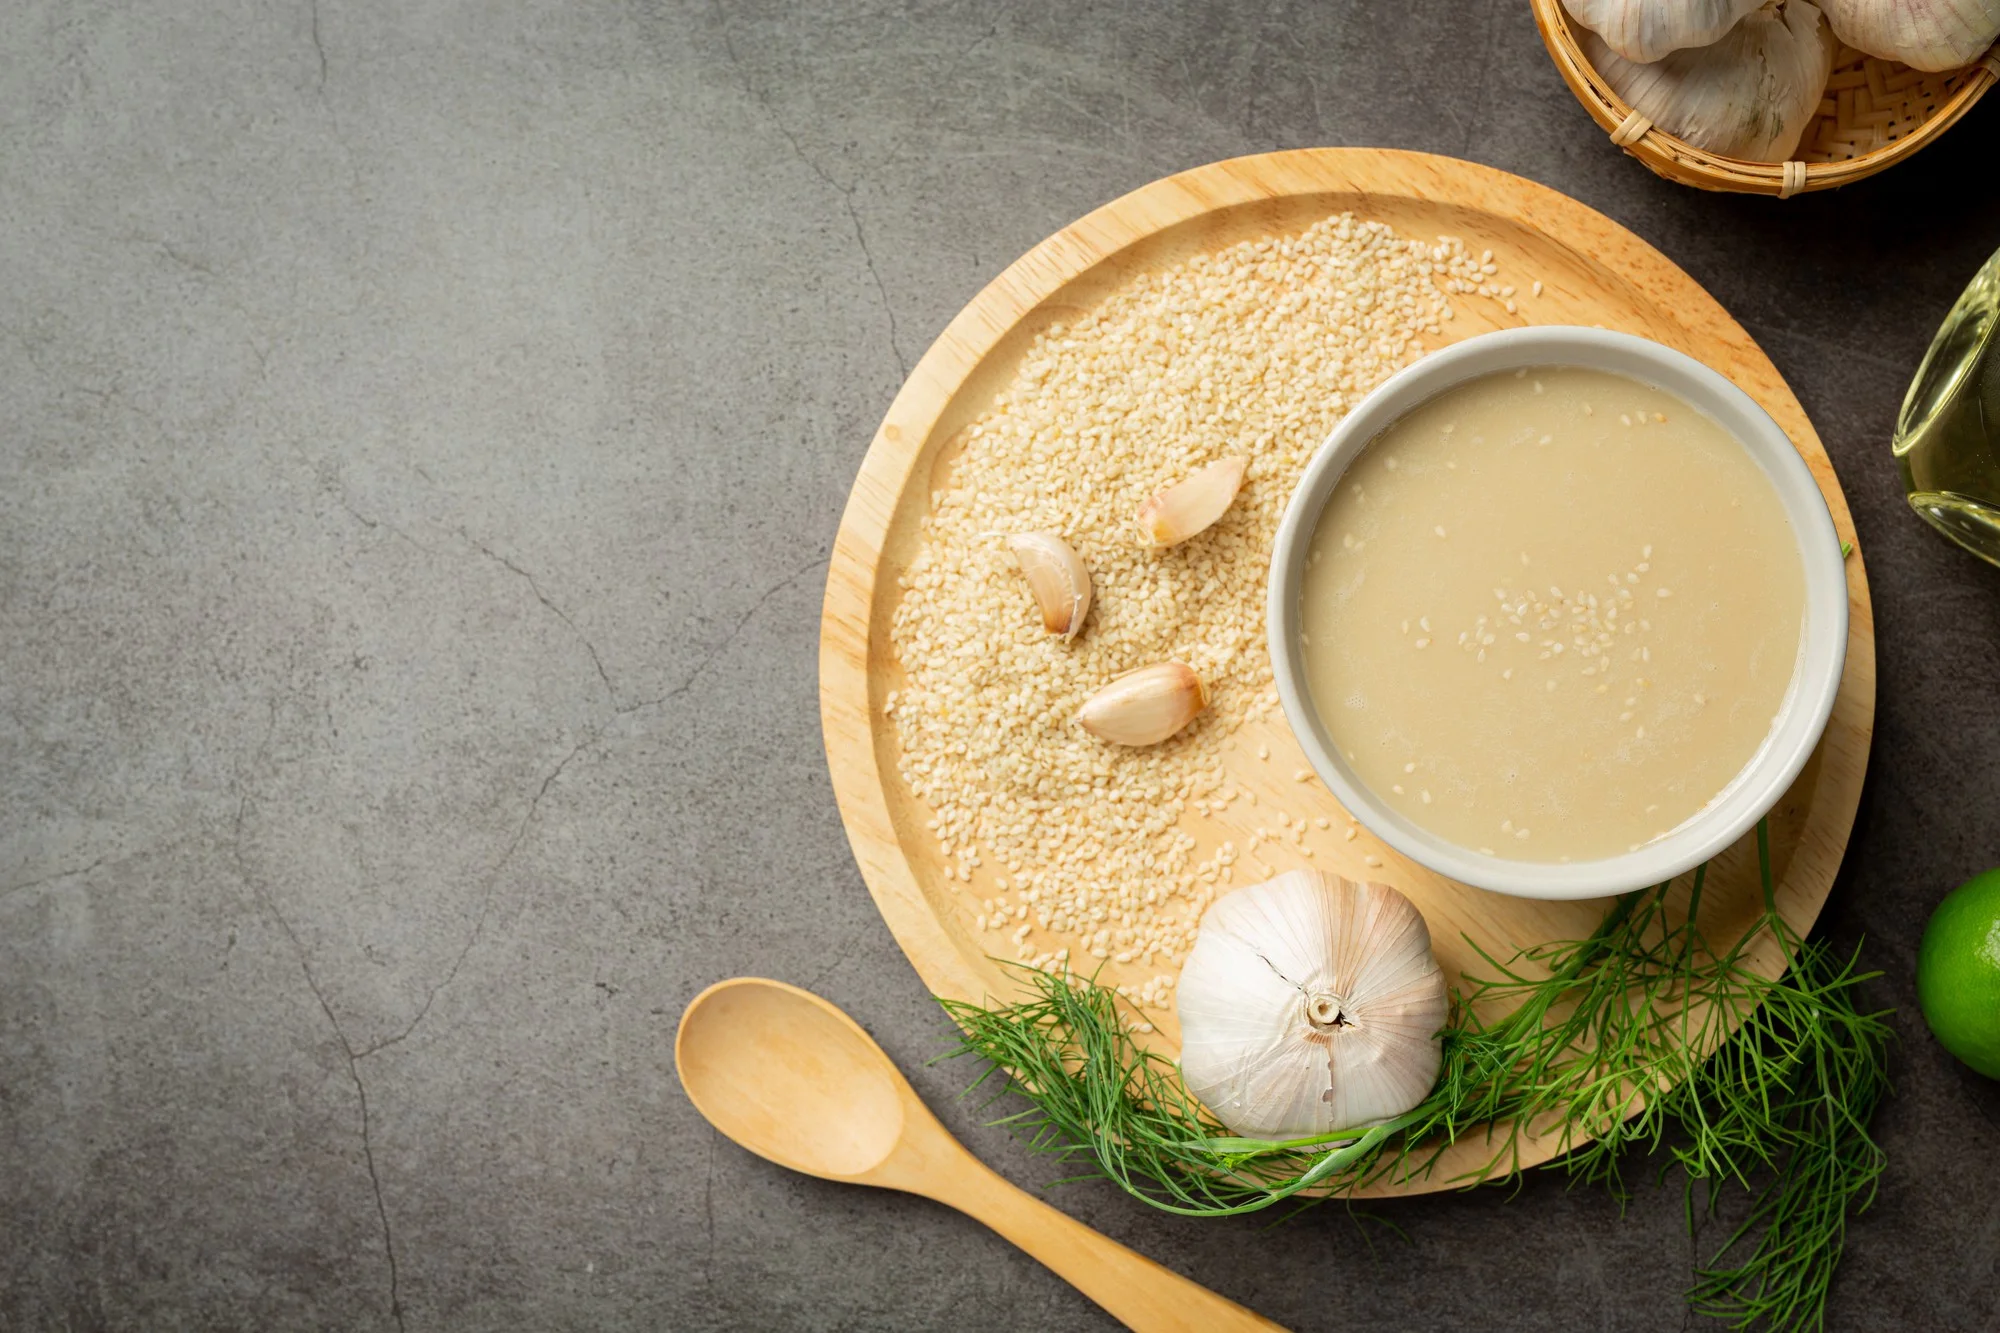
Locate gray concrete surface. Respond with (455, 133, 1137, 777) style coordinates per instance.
(3, 1, 1998, 1329)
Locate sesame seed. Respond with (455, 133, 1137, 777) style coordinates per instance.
(1532, 280, 1543, 297)
(1515, 827, 1530, 839)
(1404, 761, 1417, 773)
(1257, 744, 1270, 760)
(1657, 587, 1672, 598)
(1480, 846, 1496, 854)
(1434, 525, 1448, 538)
(1419, 616, 1431, 632)
(885, 213, 1510, 980)
(1364, 855, 1381, 867)
(1620, 414, 1632, 426)
(1415, 638, 1432, 649)
(1392, 784, 1405, 795)
(1344, 827, 1357, 841)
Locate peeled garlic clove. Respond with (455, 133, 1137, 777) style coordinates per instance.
(1075, 661, 1207, 746)
(1176, 870, 1447, 1140)
(1583, 1, 1834, 163)
(1137, 457, 1248, 546)
(1821, 0, 2000, 72)
(1563, 0, 1767, 62)
(1006, 533, 1092, 640)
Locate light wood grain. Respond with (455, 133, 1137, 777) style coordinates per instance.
(818, 149, 1876, 1196)
(677, 978, 1287, 1333)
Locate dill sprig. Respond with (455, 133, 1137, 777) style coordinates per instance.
(940, 822, 1892, 1331)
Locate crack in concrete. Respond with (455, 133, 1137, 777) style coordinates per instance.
(308, 0, 328, 93)
(712, 5, 908, 379)
(285, 440, 433, 554)
(701, 1136, 718, 1294)
(350, 731, 598, 1060)
(0, 856, 108, 906)
(137, 236, 273, 373)
(345, 1059, 406, 1333)
(622, 549, 827, 714)
(460, 531, 619, 706)
(233, 796, 405, 1333)
(228, 697, 596, 1327)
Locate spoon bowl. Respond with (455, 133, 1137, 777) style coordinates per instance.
(675, 977, 1285, 1332)
(676, 977, 905, 1179)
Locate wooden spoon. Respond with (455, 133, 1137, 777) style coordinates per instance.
(675, 977, 1286, 1332)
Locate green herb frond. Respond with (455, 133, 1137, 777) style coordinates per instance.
(939, 821, 1892, 1332)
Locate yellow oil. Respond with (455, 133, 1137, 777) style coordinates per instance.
(1896, 246, 2000, 567)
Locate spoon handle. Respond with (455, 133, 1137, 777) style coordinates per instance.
(925, 1157, 1287, 1332)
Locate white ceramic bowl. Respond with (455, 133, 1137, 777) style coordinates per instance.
(1267, 327, 1848, 900)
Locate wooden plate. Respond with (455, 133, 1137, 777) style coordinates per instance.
(819, 149, 1875, 1196)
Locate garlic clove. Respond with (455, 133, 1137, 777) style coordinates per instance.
(1562, 0, 1767, 63)
(1006, 533, 1093, 640)
(1176, 870, 1447, 1139)
(1821, 0, 2000, 72)
(1137, 457, 1248, 546)
(1582, 1, 1835, 163)
(1075, 661, 1208, 746)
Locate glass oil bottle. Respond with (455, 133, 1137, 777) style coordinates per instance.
(1896, 246, 2000, 567)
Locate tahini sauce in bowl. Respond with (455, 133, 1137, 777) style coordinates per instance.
(1298, 366, 1805, 864)
(1267, 327, 1847, 900)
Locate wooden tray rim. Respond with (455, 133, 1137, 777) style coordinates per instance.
(818, 147, 1878, 1193)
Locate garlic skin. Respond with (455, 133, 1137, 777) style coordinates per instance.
(1137, 457, 1248, 546)
(1563, 0, 1767, 62)
(1177, 870, 1448, 1139)
(1075, 662, 1207, 745)
(1582, 2, 1835, 162)
(1821, 0, 2000, 72)
(1007, 533, 1093, 640)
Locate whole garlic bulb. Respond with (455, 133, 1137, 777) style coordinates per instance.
(1176, 870, 1448, 1140)
(1820, 0, 2000, 72)
(1582, 1, 1836, 162)
(1563, 0, 1768, 62)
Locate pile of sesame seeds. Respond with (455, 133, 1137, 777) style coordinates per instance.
(885, 214, 1508, 1012)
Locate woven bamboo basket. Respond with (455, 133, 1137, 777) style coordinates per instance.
(1532, 0, 2000, 196)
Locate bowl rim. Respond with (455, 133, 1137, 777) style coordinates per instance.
(1266, 326, 1850, 901)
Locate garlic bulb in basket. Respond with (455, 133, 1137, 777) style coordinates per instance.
(1582, 1, 1835, 162)
(1175, 870, 1448, 1140)
(1820, 0, 2000, 72)
(1563, 0, 1768, 62)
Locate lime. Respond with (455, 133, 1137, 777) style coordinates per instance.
(1916, 868, 2000, 1079)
